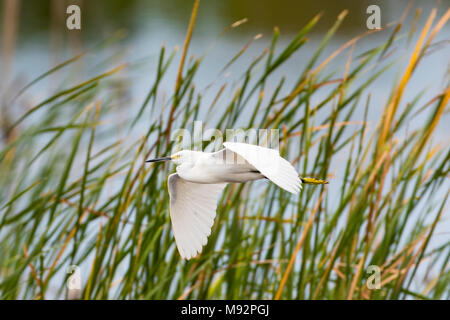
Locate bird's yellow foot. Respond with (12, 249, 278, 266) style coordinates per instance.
(300, 177, 329, 185)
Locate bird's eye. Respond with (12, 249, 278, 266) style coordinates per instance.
(172, 154, 180, 160)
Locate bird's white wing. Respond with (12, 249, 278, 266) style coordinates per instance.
(167, 173, 227, 260)
(223, 142, 301, 194)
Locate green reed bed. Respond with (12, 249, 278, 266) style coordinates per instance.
(0, 2, 449, 299)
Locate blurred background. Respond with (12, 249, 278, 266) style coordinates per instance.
(0, 0, 448, 299)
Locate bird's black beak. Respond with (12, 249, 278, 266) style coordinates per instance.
(146, 156, 172, 163)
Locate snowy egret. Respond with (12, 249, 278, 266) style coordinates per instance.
(147, 142, 328, 260)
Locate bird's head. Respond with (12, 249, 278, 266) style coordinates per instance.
(146, 150, 196, 166)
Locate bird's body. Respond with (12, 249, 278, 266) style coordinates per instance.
(175, 149, 264, 184)
(147, 142, 327, 260)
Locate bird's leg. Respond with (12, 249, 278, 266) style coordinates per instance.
(299, 176, 329, 185)
(260, 173, 328, 185)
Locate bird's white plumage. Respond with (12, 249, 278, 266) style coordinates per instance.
(223, 142, 301, 194)
(168, 173, 226, 259)
(162, 142, 303, 260)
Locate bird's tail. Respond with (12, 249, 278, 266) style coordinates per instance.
(300, 176, 329, 185)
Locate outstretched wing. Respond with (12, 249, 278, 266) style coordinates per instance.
(223, 142, 301, 194)
(167, 173, 227, 260)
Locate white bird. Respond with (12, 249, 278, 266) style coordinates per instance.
(146, 142, 327, 260)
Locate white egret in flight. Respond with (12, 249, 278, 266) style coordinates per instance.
(147, 142, 327, 260)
